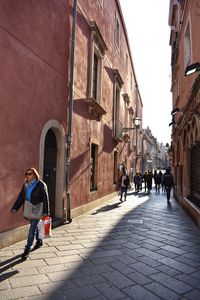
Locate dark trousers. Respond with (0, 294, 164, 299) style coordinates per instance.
(26, 219, 40, 250)
(166, 186, 172, 201)
(120, 186, 127, 200)
(134, 183, 140, 192)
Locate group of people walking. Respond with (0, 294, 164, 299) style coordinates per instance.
(11, 166, 174, 260)
(119, 167, 175, 203)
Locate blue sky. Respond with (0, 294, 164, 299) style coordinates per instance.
(119, 0, 172, 144)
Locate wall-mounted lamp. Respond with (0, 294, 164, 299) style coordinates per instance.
(171, 107, 183, 115)
(122, 116, 141, 132)
(169, 121, 175, 127)
(185, 62, 200, 76)
(169, 115, 175, 127)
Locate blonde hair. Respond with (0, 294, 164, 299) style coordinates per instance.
(25, 168, 40, 180)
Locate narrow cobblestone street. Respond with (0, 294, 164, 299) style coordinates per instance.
(1, 189, 200, 300)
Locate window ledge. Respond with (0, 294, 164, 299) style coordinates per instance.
(84, 98, 107, 119)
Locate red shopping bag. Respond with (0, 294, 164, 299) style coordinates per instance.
(38, 216, 52, 239)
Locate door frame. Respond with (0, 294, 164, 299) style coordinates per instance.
(39, 120, 66, 219)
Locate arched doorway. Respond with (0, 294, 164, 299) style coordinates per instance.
(43, 129, 57, 219)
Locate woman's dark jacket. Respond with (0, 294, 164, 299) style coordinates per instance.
(11, 180, 49, 215)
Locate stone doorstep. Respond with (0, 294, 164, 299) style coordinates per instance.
(183, 197, 200, 227)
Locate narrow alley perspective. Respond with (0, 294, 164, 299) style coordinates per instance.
(1, 188, 200, 300)
(1, 1, 200, 299)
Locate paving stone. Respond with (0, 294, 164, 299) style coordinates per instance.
(72, 274, 106, 287)
(150, 272, 193, 294)
(157, 257, 196, 274)
(137, 255, 162, 268)
(156, 248, 179, 258)
(9, 273, 50, 288)
(139, 243, 159, 251)
(108, 261, 135, 275)
(90, 256, 116, 265)
(123, 284, 161, 300)
(123, 242, 141, 250)
(0, 279, 11, 290)
(0, 286, 41, 299)
(175, 255, 200, 268)
(129, 262, 159, 276)
(133, 247, 165, 260)
(30, 246, 57, 253)
(4, 267, 39, 278)
(101, 270, 133, 289)
(161, 245, 187, 255)
(56, 244, 85, 251)
(79, 264, 113, 276)
(0, 251, 14, 257)
(55, 249, 80, 256)
(30, 252, 57, 259)
(47, 269, 84, 281)
(95, 282, 126, 299)
(145, 282, 180, 300)
(120, 247, 143, 259)
(23, 291, 66, 300)
(143, 238, 166, 248)
(37, 264, 68, 274)
(190, 270, 200, 279)
(156, 264, 181, 276)
(12, 259, 47, 269)
(44, 254, 83, 265)
(89, 249, 122, 259)
(127, 271, 153, 285)
(184, 289, 200, 300)
(182, 252, 200, 263)
(114, 254, 138, 265)
(61, 285, 101, 299)
(39, 280, 75, 294)
(175, 273, 200, 288)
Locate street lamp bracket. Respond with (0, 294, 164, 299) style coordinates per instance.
(122, 116, 141, 132)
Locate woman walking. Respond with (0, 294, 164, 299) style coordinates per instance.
(11, 168, 49, 259)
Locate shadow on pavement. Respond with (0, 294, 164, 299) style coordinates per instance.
(91, 201, 122, 215)
(0, 255, 22, 280)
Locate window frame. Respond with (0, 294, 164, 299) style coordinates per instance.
(115, 14, 120, 51)
(90, 143, 99, 192)
(184, 21, 192, 68)
(89, 21, 108, 103)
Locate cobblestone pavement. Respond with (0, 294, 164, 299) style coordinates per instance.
(1, 189, 200, 300)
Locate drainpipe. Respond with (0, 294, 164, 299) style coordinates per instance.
(66, 0, 78, 223)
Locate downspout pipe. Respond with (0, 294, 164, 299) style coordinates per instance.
(66, 0, 78, 223)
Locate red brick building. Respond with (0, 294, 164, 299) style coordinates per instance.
(0, 0, 143, 247)
(169, 0, 200, 226)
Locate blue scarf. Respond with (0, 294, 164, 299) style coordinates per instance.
(25, 179, 38, 202)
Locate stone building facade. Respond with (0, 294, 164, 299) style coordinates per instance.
(0, 0, 143, 247)
(169, 0, 200, 226)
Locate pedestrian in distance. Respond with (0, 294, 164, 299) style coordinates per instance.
(146, 170, 153, 193)
(163, 168, 175, 203)
(138, 171, 143, 191)
(133, 172, 140, 192)
(155, 170, 163, 193)
(143, 171, 148, 192)
(119, 168, 130, 201)
(11, 168, 49, 259)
